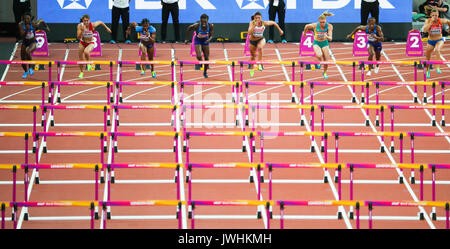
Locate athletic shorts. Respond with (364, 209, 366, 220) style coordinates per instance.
(368, 41, 382, 51)
(428, 38, 444, 47)
(249, 38, 264, 47)
(80, 40, 95, 47)
(313, 39, 329, 48)
(194, 37, 209, 46)
(22, 39, 36, 47)
(141, 42, 154, 50)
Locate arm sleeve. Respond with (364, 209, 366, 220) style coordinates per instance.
(135, 26, 143, 32)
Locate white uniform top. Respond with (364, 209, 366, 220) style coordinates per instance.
(113, 0, 129, 8)
(252, 24, 265, 38)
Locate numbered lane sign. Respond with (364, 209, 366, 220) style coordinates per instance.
(299, 31, 315, 57)
(353, 31, 369, 57)
(32, 31, 49, 57)
(406, 30, 423, 56)
(90, 31, 102, 57)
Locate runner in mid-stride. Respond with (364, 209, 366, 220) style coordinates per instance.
(185, 14, 214, 78)
(126, 18, 157, 78)
(347, 17, 384, 76)
(247, 11, 284, 77)
(303, 11, 334, 79)
(77, 14, 111, 79)
(19, 13, 50, 79)
(423, 7, 450, 78)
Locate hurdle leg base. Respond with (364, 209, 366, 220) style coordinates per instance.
(361, 97, 365, 103)
(119, 97, 123, 103)
(414, 96, 418, 103)
(442, 120, 446, 126)
(390, 146, 395, 153)
(33, 147, 36, 153)
(323, 176, 328, 183)
(418, 212, 424, 220)
(291, 97, 295, 103)
(380, 145, 385, 153)
(57, 97, 61, 104)
(365, 120, 369, 126)
(35, 176, 40, 184)
(320, 146, 324, 153)
(310, 146, 315, 153)
(114, 146, 118, 153)
(107, 120, 111, 126)
(300, 119, 304, 126)
(349, 211, 354, 220)
(337, 211, 343, 220)
(24, 212, 29, 221)
(431, 212, 437, 220)
(107, 212, 111, 220)
(410, 176, 415, 184)
(352, 97, 356, 103)
(334, 175, 339, 183)
(257, 211, 262, 219)
(111, 176, 115, 184)
(398, 176, 403, 184)
(116, 120, 120, 127)
(242, 146, 246, 152)
(375, 120, 380, 126)
(423, 97, 427, 103)
(48, 97, 52, 103)
(260, 175, 264, 183)
(432, 120, 436, 127)
(245, 120, 249, 126)
(249, 175, 254, 183)
(183, 146, 186, 152)
(95, 211, 99, 220)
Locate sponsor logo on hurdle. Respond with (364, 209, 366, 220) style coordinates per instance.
(130, 201, 155, 205)
(57, 0, 93, 9)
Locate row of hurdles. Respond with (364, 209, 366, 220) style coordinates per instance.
(1, 161, 449, 217)
(1, 198, 449, 229)
(0, 59, 448, 102)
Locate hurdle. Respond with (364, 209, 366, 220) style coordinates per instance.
(268, 163, 342, 200)
(181, 104, 245, 152)
(179, 60, 236, 81)
(184, 131, 255, 165)
(42, 104, 110, 133)
(188, 200, 272, 229)
(239, 61, 296, 99)
(118, 60, 175, 82)
(55, 60, 114, 82)
(24, 163, 102, 220)
(35, 132, 107, 184)
(0, 105, 39, 151)
(299, 61, 358, 101)
(0, 132, 32, 164)
(368, 200, 450, 229)
(108, 132, 180, 182)
(179, 81, 241, 113)
(12, 201, 97, 229)
(48, 81, 114, 128)
(278, 200, 357, 229)
(115, 81, 176, 106)
(104, 163, 183, 220)
(243, 81, 306, 126)
(0, 81, 47, 127)
(112, 104, 177, 130)
(0, 61, 53, 81)
(0, 165, 20, 221)
(100, 200, 185, 229)
(409, 132, 450, 192)
(422, 61, 450, 102)
(1, 202, 10, 229)
(186, 163, 263, 206)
